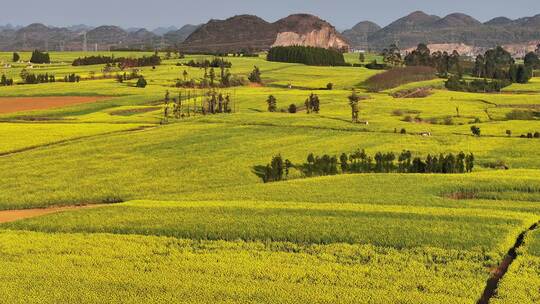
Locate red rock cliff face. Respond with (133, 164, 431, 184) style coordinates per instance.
(273, 14, 350, 50)
(273, 26, 349, 49)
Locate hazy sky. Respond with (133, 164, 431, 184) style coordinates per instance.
(2, 0, 540, 30)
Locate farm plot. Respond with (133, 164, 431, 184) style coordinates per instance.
(2, 200, 531, 253)
(0, 96, 112, 114)
(0, 230, 504, 304)
(0, 51, 539, 302)
(492, 227, 540, 304)
(0, 122, 149, 155)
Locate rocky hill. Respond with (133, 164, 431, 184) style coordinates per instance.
(179, 14, 349, 53)
(342, 21, 381, 49)
(0, 23, 182, 51)
(2, 11, 540, 54)
(163, 24, 201, 45)
(346, 11, 540, 53)
(2, 23, 78, 51)
(272, 14, 349, 50)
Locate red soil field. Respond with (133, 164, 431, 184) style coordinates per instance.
(0, 205, 106, 224)
(0, 96, 111, 114)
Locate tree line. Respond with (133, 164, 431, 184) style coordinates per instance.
(73, 55, 119, 66)
(20, 72, 55, 84)
(0, 75, 14, 86)
(267, 46, 347, 66)
(265, 93, 321, 114)
(72, 54, 161, 69)
(404, 44, 462, 76)
(175, 65, 247, 89)
(64, 74, 81, 83)
(260, 150, 475, 182)
(160, 89, 236, 123)
(182, 58, 232, 69)
(445, 76, 510, 93)
(380, 44, 462, 76)
(473, 46, 532, 83)
(30, 50, 50, 64)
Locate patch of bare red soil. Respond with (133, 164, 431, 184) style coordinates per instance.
(0, 96, 111, 114)
(0, 205, 105, 223)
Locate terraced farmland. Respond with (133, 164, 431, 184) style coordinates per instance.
(0, 51, 539, 303)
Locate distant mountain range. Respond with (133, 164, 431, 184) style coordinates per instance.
(1, 11, 539, 55)
(342, 11, 540, 56)
(0, 23, 200, 51)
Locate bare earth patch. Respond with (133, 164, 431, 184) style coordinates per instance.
(0, 205, 106, 223)
(0, 96, 111, 114)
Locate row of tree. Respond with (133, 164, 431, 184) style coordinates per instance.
(73, 55, 119, 66)
(265, 93, 321, 114)
(445, 76, 511, 93)
(473, 46, 532, 83)
(183, 58, 232, 68)
(267, 46, 347, 66)
(524, 52, 540, 70)
(116, 70, 141, 83)
(382, 44, 462, 76)
(161, 89, 236, 123)
(260, 150, 475, 182)
(64, 74, 81, 83)
(118, 55, 161, 69)
(0, 74, 14, 86)
(72, 54, 161, 69)
(176, 65, 247, 88)
(30, 50, 50, 64)
(21, 73, 55, 84)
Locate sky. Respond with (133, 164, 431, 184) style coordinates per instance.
(2, 0, 540, 30)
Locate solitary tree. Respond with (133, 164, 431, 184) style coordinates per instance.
(164, 90, 170, 104)
(266, 95, 277, 112)
(288, 103, 297, 114)
(136, 76, 147, 88)
(470, 125, 481, 137)
(209, 67, 216, 86)
(465, 153, 475, 173)
(248, 66, 262, 83)
(182, 70, 188, 81)
(348, 89, 361, 123)
(359, 53, 365, 63)
(339, 153, 349, 173)
(524, 52, 540, 69)
(12, 52, 20, 62)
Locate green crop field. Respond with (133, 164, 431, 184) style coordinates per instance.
(0, 51, 539, 303)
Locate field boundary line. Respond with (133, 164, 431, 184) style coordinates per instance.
(477, 220, 540, 304)
(0, 125, 157, 158)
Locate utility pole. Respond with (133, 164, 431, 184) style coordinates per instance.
(160, 37, 165, 51)
(82, 31, 88, 52)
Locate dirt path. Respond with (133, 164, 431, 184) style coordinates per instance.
(477, 221, 540, 304)
(0, 205, 106, 224)
(0, 96, 112, 114)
